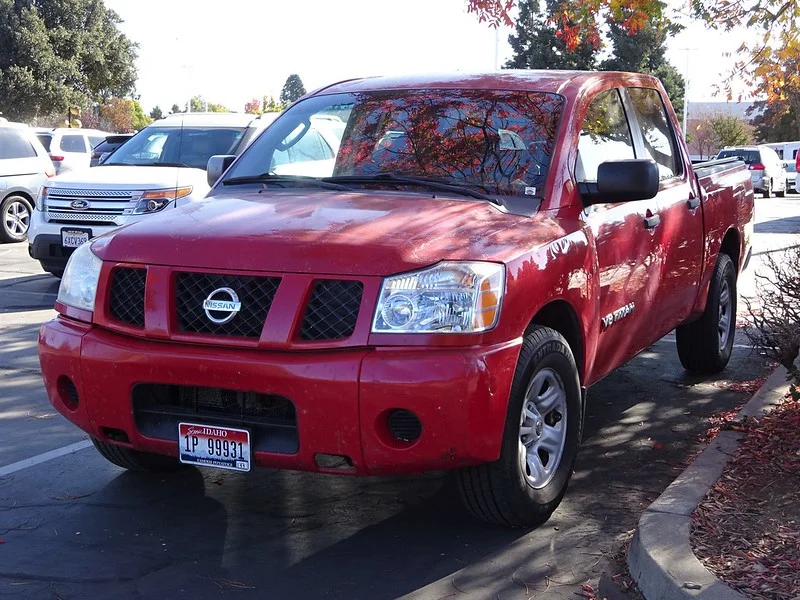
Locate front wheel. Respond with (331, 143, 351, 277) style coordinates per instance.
(92, 438, 186, 472)
(0, 195, 32, 243)
(675, 253, 737, 373)
(456, 326, 582, 527)
(762, 180, 772, 198)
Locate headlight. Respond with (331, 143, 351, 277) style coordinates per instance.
(36, 186, 48, 211)
(372, 262, 504, 333)
(124, 186, 192, 215)
(57, 242, 102, 313)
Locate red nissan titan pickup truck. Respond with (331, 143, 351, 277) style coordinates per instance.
(39, 71, 754, 527)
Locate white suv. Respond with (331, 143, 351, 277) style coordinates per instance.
(28, 113, 268, 277)
(34, 128, 112, 175)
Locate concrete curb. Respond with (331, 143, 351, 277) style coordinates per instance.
(628, 365, 792, 600)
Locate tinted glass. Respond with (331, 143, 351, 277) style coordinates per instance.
(88, 136, 105, 148)
(0, 128, 37, 159)
(228, 90, 564, 197)
(576, 89, 634, 182)
(629, 88, 681, 179)
(717, 149, 759, 164)
(60, 135, 87, 152)
(785, 162, 797, 173)
(36, 134, 52, 151)
(105, 127, 246, 170)
(272, 129, 333, 167)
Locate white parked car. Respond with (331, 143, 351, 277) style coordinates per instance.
(34, 128, 112, 175)
(28, 113, 269, 277)
(716, 145, 787, 198)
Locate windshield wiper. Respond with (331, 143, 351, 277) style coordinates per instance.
(222, 173, 350, 191)
(322, 173, 502, 206)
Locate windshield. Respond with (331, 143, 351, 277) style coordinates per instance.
(225, 90, 564, 197)
(104, 126, 246, 169)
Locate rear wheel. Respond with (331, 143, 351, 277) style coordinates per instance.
(675, 253, 737, 373)
(456, 326, 582, 527)
(0, 195, 32, 243)
(762, 179, 772, 198)
(92, 438, 186, 472)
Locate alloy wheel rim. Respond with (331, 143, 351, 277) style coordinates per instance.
(718, 278, 732, 349)
(4, 201, 30, 236)
(518, 367, 567, 489)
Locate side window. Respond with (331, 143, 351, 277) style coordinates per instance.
(576, 89, 635, 182)
(0, 129, 37, 159)
(89, 136, 105, 149)
(60, 135, 88, 152)
(628, 88, 681, 180)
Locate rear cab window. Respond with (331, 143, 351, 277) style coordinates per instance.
(627, 87, 682, 180)
(717, 149, 759, 164)
(36, 134, 52, 152)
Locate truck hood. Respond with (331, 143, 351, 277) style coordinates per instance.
(93, 190, 552, 275)
(46, 165, 204, 191)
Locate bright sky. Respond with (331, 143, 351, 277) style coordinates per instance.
(104, 0, 759, 114)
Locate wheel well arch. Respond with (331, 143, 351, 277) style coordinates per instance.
(1, 189, 35, 206)
(719, 228, 741, 271)
(525, 300, 584, 381)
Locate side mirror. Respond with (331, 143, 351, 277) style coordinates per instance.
(584, 160, 659, 204)
(207, 155, 236, 187)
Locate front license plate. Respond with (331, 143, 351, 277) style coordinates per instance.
(178, 422, 251, 472)
(61, 229, 91, 248)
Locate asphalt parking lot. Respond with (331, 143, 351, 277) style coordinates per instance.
(1, 196, 798, 600)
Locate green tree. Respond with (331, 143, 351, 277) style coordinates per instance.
(504, 0, 599, 70)
(131, 100, 151, 130)
(749, 100, 798, 143)
(262, 95, 285, 113)
(0, 0, 138, 122)
(149, 105, 163, 120)
(170, 103, 181, 114)
(280, 74, 307, 105)
(710, 115, 752, 147)
(599, 16, 685, 117)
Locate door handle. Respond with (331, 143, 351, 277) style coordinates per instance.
(644, 214, 661, 229)
(687, 197, 700, 209)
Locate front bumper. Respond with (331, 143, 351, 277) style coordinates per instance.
(39, 317, 520, 475)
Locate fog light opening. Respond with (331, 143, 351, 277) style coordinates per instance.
(387, 409, 422, 443)
(56, 376, 79, 410)
(314, 453, 354, 471)
(101, 427, 130, 444)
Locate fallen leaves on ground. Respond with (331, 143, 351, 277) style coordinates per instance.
(691, 394, 800, 600)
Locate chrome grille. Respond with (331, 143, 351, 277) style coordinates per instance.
(46, 211, 118, 223)
(45, 188, 136, 221)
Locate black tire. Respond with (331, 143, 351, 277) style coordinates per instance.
(456, 326, 582, 527)
(675, 253, 737, 374)
(775, 188, 786, 198)
(92, 438, 186, 472)
(762, 180, 772, 198)
(0, 195, 32, 243)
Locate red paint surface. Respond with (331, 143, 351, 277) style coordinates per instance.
(38, 71, 754, 475)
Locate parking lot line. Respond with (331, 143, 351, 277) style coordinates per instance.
(0, 439, 91, 477)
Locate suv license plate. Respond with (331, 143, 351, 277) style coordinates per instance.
(61, 229, 90, 248)
(178, 422, 251, 472)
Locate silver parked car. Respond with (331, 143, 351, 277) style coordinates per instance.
(782, 159, 796, 194)
(716, 145, 787, 197)
(34, 127, 111, 175)
(0, 124, 54, 242)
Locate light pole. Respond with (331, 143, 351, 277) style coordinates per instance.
(678, 47, 697, 139)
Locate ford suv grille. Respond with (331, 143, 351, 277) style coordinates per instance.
(175, 272, 280, 338)
(300, 280, 363, 341)
(109, 267, 147, 327)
